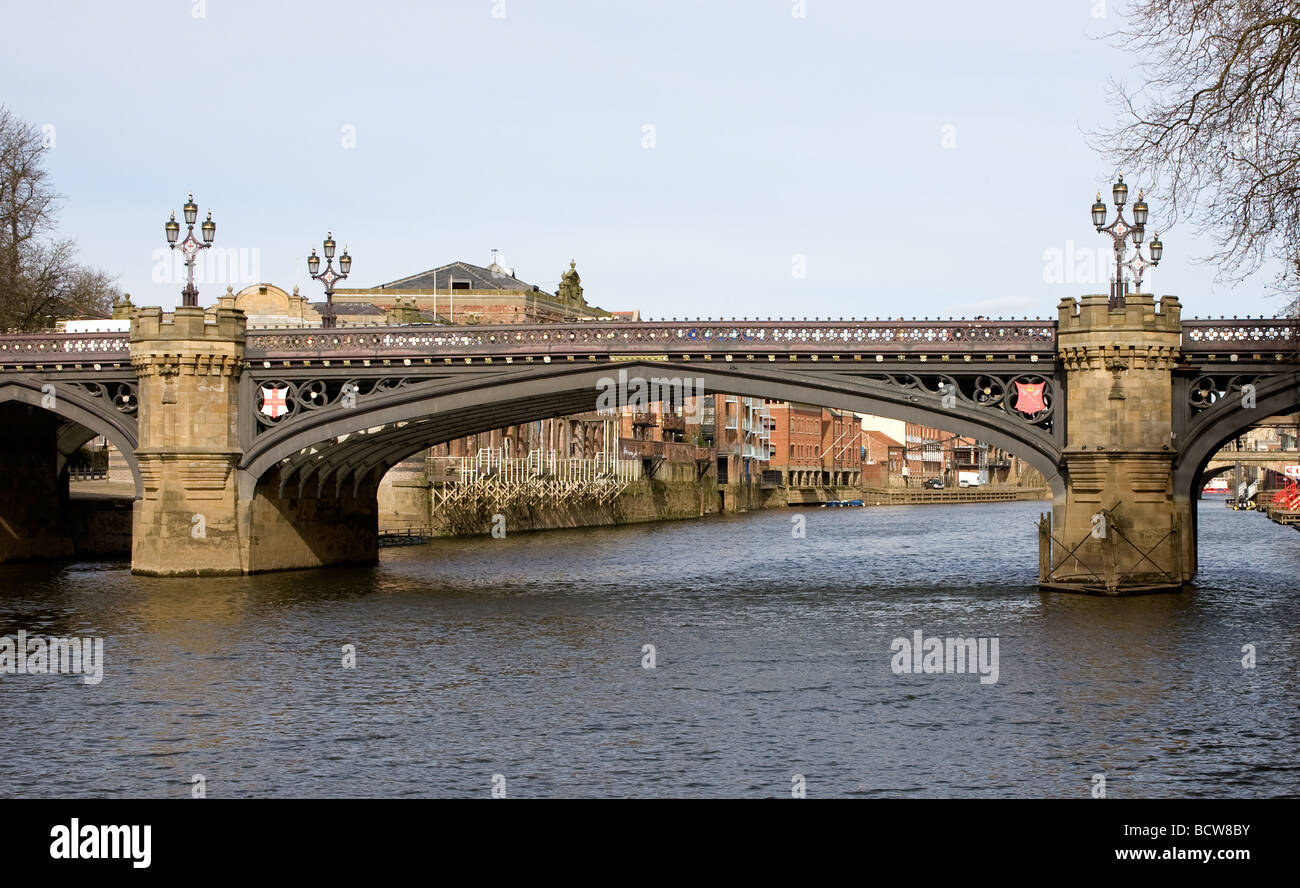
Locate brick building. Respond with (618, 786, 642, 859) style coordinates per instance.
(709, 395, 771, 503)
(764, 401, 823, 486)
(823, 409, 862, 486)
(860, 429, 903, 487)
(761, 402, 863, 488)
(904, 421, 946, 482)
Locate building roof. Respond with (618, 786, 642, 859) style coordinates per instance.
(309, 301, 386, 316)
(308, 302, 444, 324)
(372, 261, 540, 292)
(862, 429, 902, 450)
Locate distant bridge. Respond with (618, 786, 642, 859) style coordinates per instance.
(1201, 447, 1299, 488)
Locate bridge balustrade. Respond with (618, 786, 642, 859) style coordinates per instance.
(2, 317, 1296, 368)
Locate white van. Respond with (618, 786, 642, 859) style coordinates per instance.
(958, 471, 981, 488)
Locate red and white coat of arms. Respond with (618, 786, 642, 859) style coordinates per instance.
(260, 385, 290, 419)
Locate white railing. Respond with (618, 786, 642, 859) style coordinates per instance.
(432, 447, 641, 488)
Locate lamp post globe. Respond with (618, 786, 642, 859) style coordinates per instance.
(165, 192, 214, 308)
(308, 232, 351, 330)
(1112, 174, 1127, 207)
(1132, 191, 1148, 227)
(1093, 176, 1162, 308)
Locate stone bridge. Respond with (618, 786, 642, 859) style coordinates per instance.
(1201, 448, 1299, 487)
(0, 290, 1296, 593)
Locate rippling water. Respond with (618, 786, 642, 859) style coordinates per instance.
(1, 500, 1297, 798)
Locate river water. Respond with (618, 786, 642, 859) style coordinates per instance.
(1, 500, 1297, 798)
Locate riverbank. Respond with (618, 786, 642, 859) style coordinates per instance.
(381, 476, 1050, 538)
(63, 477, 1049, 554)
(855, 486, 1050, 506)
(393, 477, 782, 537)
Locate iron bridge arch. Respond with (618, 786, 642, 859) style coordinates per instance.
(0, 375, 142, 496)
(238, 359, 1066, 499)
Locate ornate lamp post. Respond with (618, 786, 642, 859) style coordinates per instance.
(163, 193, 216, 307)
(1092, 174, 1164, 309)
(307, 232, 351, 329)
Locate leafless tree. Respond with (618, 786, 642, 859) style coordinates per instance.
(1093, 1, 1300, 315)
(0, 105, 117, 330)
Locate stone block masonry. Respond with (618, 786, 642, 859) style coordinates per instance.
(129, 302, 379, 575)
(1045, 293, 1190, 593)
(130, 305, 246, 575)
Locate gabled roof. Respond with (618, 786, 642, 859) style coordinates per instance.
(374, 261, 540, 292)
(862, 430, 902, 450)
(308, 302, 444, 323)
(309, 301, 386, 316)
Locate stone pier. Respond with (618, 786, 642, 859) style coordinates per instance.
(1043, 293, 1191, 594)
(130, 304, 246, 575)
(129, 299, 379, 576)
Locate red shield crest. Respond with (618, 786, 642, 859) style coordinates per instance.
(1014, 381, 1045, 415)
(260, 385, 289, 419)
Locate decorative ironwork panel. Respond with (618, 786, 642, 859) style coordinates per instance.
(65, 380, 140, 416)
(1182, 319, 1299, 353)
(253, 376, 414, 427)
(245, 319, 1059, 358)
(1185, 374, 1265, 417)
(0, 333, 130, 365)
(849, 371, 1057, 433)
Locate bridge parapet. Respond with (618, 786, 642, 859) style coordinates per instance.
(1181, 316, 1298, 361)
(1, 314, 1294, 368)
(0, 332, 130, 367)
(243, 318, 1059, 361)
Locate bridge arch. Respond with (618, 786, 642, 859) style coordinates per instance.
(1198, 459, 1292, 497)
(0, 377, 142, 496)
(239, 360, 1065, 500)
(1173, 371, 1298, 564)
(1175, 372, 1299, 496)
(1200, 460, 1293, 478)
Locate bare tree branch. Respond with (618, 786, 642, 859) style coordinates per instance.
(0, 105, 117, 330)
(1091, 1, 1300, 313)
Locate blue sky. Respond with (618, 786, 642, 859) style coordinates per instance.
(2, 0, 1287, 320)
